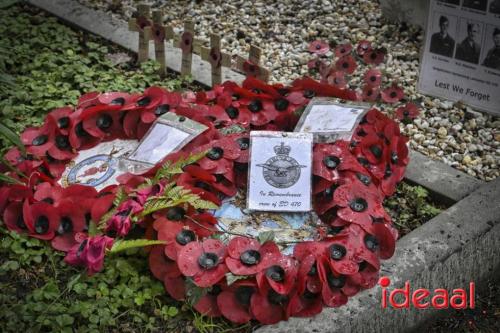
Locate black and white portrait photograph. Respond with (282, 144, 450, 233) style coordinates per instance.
(462, 0, 488, 11)
(455, 19, 483, 64)
(430, 14, 457, 57)
(482, 26, 500, 69)
(490, 0, 500, 14)
(440, 0, 461, 5)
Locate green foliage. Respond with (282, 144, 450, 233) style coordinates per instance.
(141, 184, 218, 217)
(384, 182, 443, 236)
(109, 239, 166, 254)
(153, 151, 207, 183)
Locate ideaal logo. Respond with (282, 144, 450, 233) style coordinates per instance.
(379, 277, 475, 309)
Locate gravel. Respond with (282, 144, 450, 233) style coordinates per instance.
(77, 0, 499, 181)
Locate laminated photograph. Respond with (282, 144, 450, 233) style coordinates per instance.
(294, 97, 369, 143)
(122, 113, 207, 173)
(418, 0, 500, 115)
(247, 131, 313, 212)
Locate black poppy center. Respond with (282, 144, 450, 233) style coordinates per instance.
(55, 135, 70, 150)
(59, 216, 73, 234)
(277, 88, 289, 96)
(364, 234, 379, 252)
(403, 110, 410, 117)
(274, 98, 289, 111)
(342, 61, 349, 69)
(390, 91, 397, 98)
(303, 90, 315, 99)
(57, 116, 69, 129)
(315, 44, 321, 50)
(236, 137, 249, 150)
(16, 215, 27, 230)
(384, 164, 392, 178)
(194, 181, 211, 191)
(35, 215, 50, 234)
(225, 106, 239, 119)
(96, 114, 113, 130)
(356, 173, 372, 186)
(349, 198, 368, 212)
(77, 239, 88, 257)
(327, 273, 346, 289)
(266, 265, 285, 282)
(329, 244, 347, 261)
(207, 147, 224, 160)
(370, 52, 377, 60)
(308, 262, 318, 276)
(75, 122, 89, 138)
(198, 252, 219, 270)
(41, 197, 54, 204)
(323, 155, 341, 169)
(367, 90, 373, 97)
(369, 145, 383, 159)
(328, 226, 344, 235)
(268, 289, 289, 306)
(155, 104, 170, 116)
(110, 97, 125, 105)
(167, 207, 186, 221)
(248, 100, 263, 113)
(208, 285, 222, 296)
(137, 96, 151, 107)
(240, 249, 261, 266)
(359, 261, 368, 272)
(32, 135, 48, 146)
(235, 286, 254, 306)
(175, 229, 196, 245)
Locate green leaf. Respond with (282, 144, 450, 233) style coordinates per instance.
(0, 173, 23, 185)
(113, 187, 127, 207)
(88, 220, 100, 236)
(109, 239, 166, 254)
(154, 151, 207, 182)
(167, 306, 178, 317)
(225, 273, 250, 286)
(185, 278, 208, 306)
(0, 0, 18, 9)
(257, 231, 275, 244)
(0, 121, 25, 153)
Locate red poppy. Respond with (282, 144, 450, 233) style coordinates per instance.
(151, 24, 166, 43)
(363, 48, 386, 65)
(33, 182, 63, 205)
(135, 15, 151, 31)
(154, 218, 198, 260)
(23, 201, 59, 240)
(4, 201, 28, 233)
(335, 55, 357, 74)
(313, 141, 367, 182)
(180, 31, 193, 53)
(395, 102, 420, 121)
(335, 43, 352, 58)
(292, 77, 358, 101)
(307, 58, 320, 70)
(206, 103, 251, 128)
(51, 199, 87, 251)
(149, 245, 181, 281)
(217, 280, 257, 323)
(349, 260, 379, 289)
(177, 239, 228, 287)
(308, 40, 330, 55)
(256, 254, 298, 295)
(327, 71, 347, 89)
(82, 109, 123, 140)
(361, 85, 380, 102)
(358, 133, 388, 165)
(4, 147, 42, 175)
(194, 136, 241, 175)
(20, 122, 56, 158)
(176, 169, 223, 204)
(164, 275, 186, 301)
(287, 288, 323, 318)
(381, 84, 404, 104)
(333, 181, 385, 229)
(316, 255, 348, 307)
(356, 40, 372, 56)
(64, 235, 114, 275)
(68, 113, 100, 150)
(251, 285, 290, 324)
(363, 68, 382, 87)
(225, 236, 280, 275)
(194, 285, 222, 317)
(140, 91, 183, 124)
(47, 106, 73, 135)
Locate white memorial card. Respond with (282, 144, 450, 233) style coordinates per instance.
(247, 131, 313, 212)
(295, 98, 369, 142)
(418, 0, 500, 115)
(123, 113, 207, 173)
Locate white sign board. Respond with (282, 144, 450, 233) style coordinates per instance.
(247, 131, 313, 212)
(418, 0, 500, 115)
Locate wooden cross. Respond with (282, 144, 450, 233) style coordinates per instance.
(200, 34, 231, 86)
(235, 45, 270, 82)
(144, 10, 173, 77)
(172, 21, 202, 76)
(128, 4, 152, 63)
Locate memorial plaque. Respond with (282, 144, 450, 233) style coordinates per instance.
(418, 0, 500, 115)
(247, 131, 313, 212)
(123, 113, 207, 173)
(295, 98, 369, 142)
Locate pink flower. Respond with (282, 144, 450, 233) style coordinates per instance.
(64, 235, 114, 275)
(363, 68, 382, 88)
(381, 84, 404, 104)
(334, 43, 352, 58)
(308, 40, 330, 55)
(395, 103, 420, 121)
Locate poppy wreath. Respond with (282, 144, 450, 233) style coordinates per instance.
(0, 41, 418, 325)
